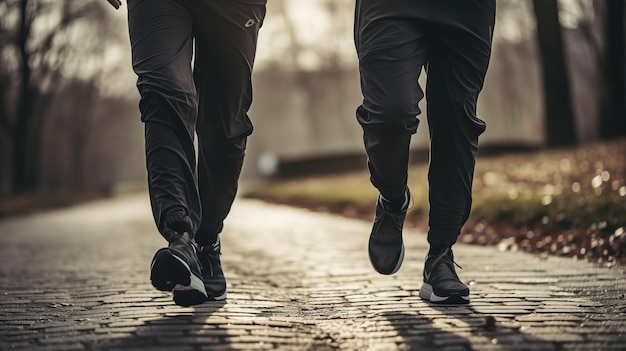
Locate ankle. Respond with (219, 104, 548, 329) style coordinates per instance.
(380, 190, 409, 213)
(427, 245, 449, 257)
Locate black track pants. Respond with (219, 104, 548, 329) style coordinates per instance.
(354, 0, 495, 248)
(128, 0, 266, 246)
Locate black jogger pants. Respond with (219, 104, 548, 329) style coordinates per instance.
(354, 0, 495, 248)
(128, 0, 266, 246)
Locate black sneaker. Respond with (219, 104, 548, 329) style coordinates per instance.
(419, 247, 470, 304)
(198, 236, 227, 301)
(150, 231, 208, 307)
(368, 189, 410, 275)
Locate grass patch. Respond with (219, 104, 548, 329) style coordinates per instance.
(244, 138, 626, 266)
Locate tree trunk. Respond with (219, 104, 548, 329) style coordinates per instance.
(12, 0, 46, 195)
(12, 113, 31, 194)
(13, 0, 34, 194)
(599, 0, 626, 139)
(532, 0, 578, 147)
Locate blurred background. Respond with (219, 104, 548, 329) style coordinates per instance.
(0, 0, 624, 208)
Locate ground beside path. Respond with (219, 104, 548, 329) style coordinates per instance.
(0, 193, 625, 350)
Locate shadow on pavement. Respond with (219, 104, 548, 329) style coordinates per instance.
(101, 300, 229, 351)
(382, 304, 557, 351)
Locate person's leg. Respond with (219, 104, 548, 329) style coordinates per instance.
(354, 0, 427, 275)
(128, 0, 200, 242)
(189, 0, 266, 300)
(419, 0, 495, 304)
(190, 0, 266, 247)
(127, 0, 206, 306)
(425, 0, 495, 252)
(355, 0, 426, 202)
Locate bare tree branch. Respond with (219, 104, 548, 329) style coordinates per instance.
(34, 2, 98, 58)
(575, 0, 604, 73)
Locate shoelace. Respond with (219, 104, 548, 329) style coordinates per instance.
(406, 192, 415, 212)
(200, 247, 221, 277)
(430, 248, 463, 270)
(444, 247, 463, 270)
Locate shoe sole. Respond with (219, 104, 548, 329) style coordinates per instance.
(207, 291, 227, 301)
(150, 249, 207, 307)
(369, 242, 405, 275)
(419, 282, 470, 304)
(204, 279, 227, 301)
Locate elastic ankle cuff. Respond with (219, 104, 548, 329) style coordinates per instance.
(428, 245, 449, 257)
(380, 188, 410, 212)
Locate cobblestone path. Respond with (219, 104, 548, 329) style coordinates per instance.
(1, 194, 625, 350)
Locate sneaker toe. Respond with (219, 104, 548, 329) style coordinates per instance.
(432, 278, 470, 297)
(368, 239, 404, 275)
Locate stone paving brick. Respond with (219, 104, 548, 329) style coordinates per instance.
(0, 194, 625, 350)
(110, 347, 195, 351)
(17, 342, 86, 351)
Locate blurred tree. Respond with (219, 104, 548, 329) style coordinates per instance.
(0, 0, 112, 195)
(532, 0, 578, 147)
(599, 0, 625, 138)
(259, 0, 354, 71)
(571, 0, 625, 141)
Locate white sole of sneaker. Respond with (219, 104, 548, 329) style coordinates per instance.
(170, 254, 207, 296)
(419, 282, 470, 304)
(390, 243, 404, 274)
(151, 249, 207, 306)
(208, 291, 227, 301)
(388, 244, 405, 275)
